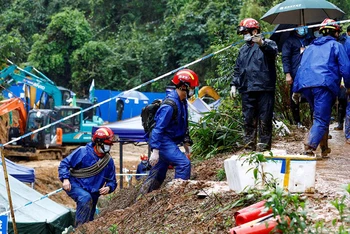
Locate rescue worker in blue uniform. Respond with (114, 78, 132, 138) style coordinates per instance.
(136, 154, 151, 180)
(282, 25, 312, 127)
(142, 69, 199, 193)
(339, 26, 350, 143)
(58, 127, 118, 226)
(230, 18, 278, 151)
(293, 18, 350, 156)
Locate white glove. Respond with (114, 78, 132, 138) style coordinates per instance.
(252, 35, 264, 46)
(230, 86, 237, 99)
(149, 149, 159, 166)
(292, 93, 301, 104)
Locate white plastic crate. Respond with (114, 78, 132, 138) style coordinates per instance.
(224, 153, 316, 193)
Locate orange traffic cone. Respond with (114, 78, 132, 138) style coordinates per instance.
(230, 216, 288, 234)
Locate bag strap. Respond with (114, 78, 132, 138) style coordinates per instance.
(70, 153, 111, 178)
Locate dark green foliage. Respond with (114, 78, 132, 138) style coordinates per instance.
(190, 98, 243, 159)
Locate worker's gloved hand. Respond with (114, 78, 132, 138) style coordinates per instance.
(346, 88, 350, 95)
(230, 86, 237, 99)
(149, 149, 160, 166)
(252, 35, 264, 46)
(99, 186, 110, 195)
(62, 179, 71, 192)
(292, 93, 301, 104)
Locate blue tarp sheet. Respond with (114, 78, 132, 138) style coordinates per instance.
(93, 116, 146, 142)
(0, 158, 35, 183)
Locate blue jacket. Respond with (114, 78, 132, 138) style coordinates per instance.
(149, 90, 188, 150)
(293, 36, 350, 96)
(282, 34, 311, 78)
(58, 142, 117, 194)
(339, 33, 350, 59)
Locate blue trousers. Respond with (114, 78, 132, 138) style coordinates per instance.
(302, 87, 335, 149)
(66, 185, 100, 226)
(345, 98, 350, 139)
(144, 140, 191, 193)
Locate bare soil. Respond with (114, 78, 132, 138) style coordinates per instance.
(3, 117, 350, 233)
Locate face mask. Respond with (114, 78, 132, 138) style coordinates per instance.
(313, 31, 322, 38)
(103, 144, 111, 153)
(296, 27, 307, 36)
(188, 89, 195, 97)
(244, 34, 252, 42)
(97, 144, 111, 154)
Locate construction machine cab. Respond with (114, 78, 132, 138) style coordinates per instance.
(24, 109, 60, 148)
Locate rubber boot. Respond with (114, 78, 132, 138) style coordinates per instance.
(320, 130, 331, 157)
(303, 144, 315, 156)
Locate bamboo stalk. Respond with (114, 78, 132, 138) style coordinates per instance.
(0, 148, 18, 234)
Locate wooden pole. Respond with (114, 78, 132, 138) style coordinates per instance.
(0, 148, 18, 234)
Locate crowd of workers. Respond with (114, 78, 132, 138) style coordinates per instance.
(58, 17, 350, 226)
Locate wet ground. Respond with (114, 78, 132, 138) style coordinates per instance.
(315, 124, 350, 194)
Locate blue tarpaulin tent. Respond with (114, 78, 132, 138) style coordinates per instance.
(92, 116, 147, 188)
(0, 158, 35, 184)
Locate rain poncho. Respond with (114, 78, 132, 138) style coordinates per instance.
(293, 36, 350, 96)
(231, 39, 278, 151)
(282, 34, 311, 78)
(144, 90, 191, 192)
(231, 39, 278, 93)
(293, 35, 350, 150)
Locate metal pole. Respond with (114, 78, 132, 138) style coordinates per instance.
(119, 141, 123, 189)
(0, 148, 18, 234)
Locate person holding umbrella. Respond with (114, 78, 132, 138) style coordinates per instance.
(292, 18, 350, 156)
(230, 18, 278, 152)
(282, 25, 313, 128)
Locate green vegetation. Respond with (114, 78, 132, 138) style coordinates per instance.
(1, 0, 349, 167)
(239, 152, 350, 233)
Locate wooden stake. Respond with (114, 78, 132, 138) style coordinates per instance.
(0, 148, 18, 234)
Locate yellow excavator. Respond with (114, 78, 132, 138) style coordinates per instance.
(188, 86, 220, 103)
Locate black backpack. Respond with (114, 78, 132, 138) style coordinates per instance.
(141, 98, 178, 135)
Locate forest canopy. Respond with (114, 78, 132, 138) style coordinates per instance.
(0, 0, 349, 97)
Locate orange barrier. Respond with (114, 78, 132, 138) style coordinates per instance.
(235, 206, 273, 226)
(230, 216, 286, 234)
(234, 200, 266, 218)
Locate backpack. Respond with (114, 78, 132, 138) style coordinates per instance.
(141, 98, 178, 135)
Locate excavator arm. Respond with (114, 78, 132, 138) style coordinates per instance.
(0, 97, 27, 135)
(0, 64, 64, 107)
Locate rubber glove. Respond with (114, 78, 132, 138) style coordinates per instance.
(149, 149, 159, 166)
(292, 93, 301, 104)
(252, 35, 264, 46)
(230, 86, 237, 99)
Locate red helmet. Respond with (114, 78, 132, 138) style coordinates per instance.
(237, 18, 260, 35)
(319, 18, 341, 34)
(92, 127, 118, 145)
(172, 69, 199, 88)
(140, 154, 148, 161)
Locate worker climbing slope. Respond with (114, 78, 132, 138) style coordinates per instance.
(140, 69, 198, 194)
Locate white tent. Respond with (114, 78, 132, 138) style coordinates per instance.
(0, 165, 73, 234)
